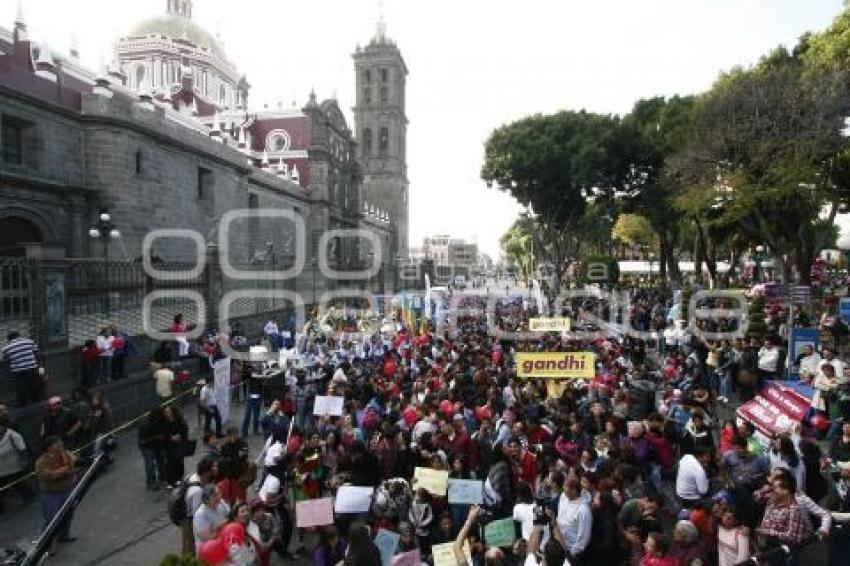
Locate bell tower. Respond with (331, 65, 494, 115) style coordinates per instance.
(352, 12, 409, 257)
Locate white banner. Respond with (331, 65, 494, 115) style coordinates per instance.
(213, 357, 231, 422)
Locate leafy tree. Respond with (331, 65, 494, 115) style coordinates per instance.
(612, 213, 657, 250)
(619, 96, 698, 286)
(482, 111, 623, 293)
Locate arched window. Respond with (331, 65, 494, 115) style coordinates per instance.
(381, 68, 388, 82)
(380, 86, 388, 103)
(379, 127, 389, 154)
(364, 69, 372, 84)
(363, 128, 373, 155)
(363, 87, 371, 104)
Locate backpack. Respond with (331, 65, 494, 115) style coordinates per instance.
(167, 481, 201, 525)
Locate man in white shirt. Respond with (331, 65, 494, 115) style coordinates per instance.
(797, 345, 821, 381)
(198, 381, 222, 437)
(821, 347, 847, 385)
(758, 337, 780, 379)
(675, 447, 710, 508)
(556, 479, 592, 563)
(192, 484, 230, 550)
(182, 457, 218, 555)
(153, 363, 175, 399)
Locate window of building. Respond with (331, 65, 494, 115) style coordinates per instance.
(1, 117, 23, 165)
(134, 150, 143, 175)
(379, 127, 389, 153)
(380, 86, 388, 103)
(248, 194, 258, 209)
(381, 68, 388, 82)
(364, 69, 372, 84)
(363, 87, 371, 104)
(363, 128, 373, 155)
(135, 65, 146, 89)
(197, 167, 213, 200)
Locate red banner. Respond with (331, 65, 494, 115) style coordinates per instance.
(736, 383, 811, 438)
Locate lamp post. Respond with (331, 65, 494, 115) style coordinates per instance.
(648, 252, 655, 281)
(754, 245, 765, 283)
(88, 209, 121, 259)
(368, 252, 376, 294)
(88, 209, 121, 315)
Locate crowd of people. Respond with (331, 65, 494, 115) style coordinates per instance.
(6, 282, 850, 565)
(157, 288, 850, 566)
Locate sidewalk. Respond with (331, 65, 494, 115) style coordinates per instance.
(0, 398, 298, 565)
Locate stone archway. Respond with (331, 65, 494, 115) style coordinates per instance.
(0, 216, 43, 256)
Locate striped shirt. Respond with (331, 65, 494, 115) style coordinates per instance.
(2, 338, 39, 373)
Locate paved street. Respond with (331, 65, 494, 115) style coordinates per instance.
(0, 400, 303, 566)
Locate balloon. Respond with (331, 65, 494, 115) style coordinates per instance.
(439, 399, 454, 418)
(474, 405, 491, 423)
(220, 522, 245, 546)
(403, 406, 419, 427)
(810, 413, 831, 432)
(383, 360, 396, 377)
(197, 538, 228, 565)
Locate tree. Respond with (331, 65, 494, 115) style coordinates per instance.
(500, 217, 538, 281)
(619, 96, 699, 286)
(482, 111, 623, 293)
(671, 31, 850, 284)
(611, 213, 657, 250)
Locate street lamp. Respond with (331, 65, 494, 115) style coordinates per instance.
(754, 245, 765, 283)
(88, 209, 121, 258)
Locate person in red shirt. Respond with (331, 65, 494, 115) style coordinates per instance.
(506, 436, 537, 485)
(639, 532, 678, 566)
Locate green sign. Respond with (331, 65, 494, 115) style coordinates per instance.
(484, 518, 516, 548)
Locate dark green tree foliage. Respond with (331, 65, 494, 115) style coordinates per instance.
(482, 111, 624, 293)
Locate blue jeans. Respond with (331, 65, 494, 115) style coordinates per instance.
(141, 447, 165, 487)
(41, 489, 73, 540)
(720, 369, 733, 399)
(98, 357, 112, 383)
(241, 395, 262, 437)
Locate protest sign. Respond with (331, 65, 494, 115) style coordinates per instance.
(447, 479, 483, 504)
(515, 352, 595, 379)
(212, 357, 231, 422)
(529, 317, 571, 332)
(413, 467, 448, 496)
(432, 541, 470, 566)
(484, 517, 516, 547)
(295, 497, 334, 528)
(313, 395, 345, 416)
(334, 486, 374, 513)
(374, 529, 400, 566)
(392, 549, 421, 566)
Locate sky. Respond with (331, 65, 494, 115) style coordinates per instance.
(3, 0, 848, 259)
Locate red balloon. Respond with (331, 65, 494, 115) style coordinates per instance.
(810, 413, 831, 432)
(440, 399, 454, 418)
(197, 538, 228, 565)
(403, 406, 419, 427)
(384, 360, 396, 377)
(474, 405, 491, 423)
(220, 522, 245, 546)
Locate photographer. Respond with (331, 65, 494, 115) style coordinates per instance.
(452, 505, 505, 566)
(526, 502, 568, 566)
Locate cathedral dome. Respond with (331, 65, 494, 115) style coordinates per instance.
(128, 15, 224, 58)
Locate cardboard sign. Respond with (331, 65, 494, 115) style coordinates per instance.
(334, 486, 374, 513)
(374, 529, 400, 566)
(413, 467, 449, 497)
(515, 352, 595, 379)
(432, 542, 470, 566)
(391, 549, 421, 566)
(484, 517, 516, 548)
(447, 479, 483, 505)
(313, 395, 345, 416)
(529, 317, 571, 332)
(295, 497, 334, 528)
